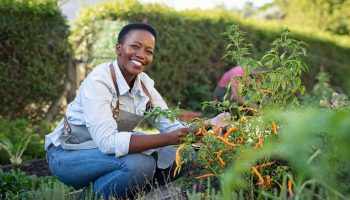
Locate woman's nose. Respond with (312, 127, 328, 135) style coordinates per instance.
(136, 49, 145, 59)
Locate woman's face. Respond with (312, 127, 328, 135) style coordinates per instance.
(116, 29, 155, 81)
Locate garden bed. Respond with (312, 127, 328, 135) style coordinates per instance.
(1, 158, 51, 177)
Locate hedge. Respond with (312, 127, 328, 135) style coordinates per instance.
(71, 0, 350, 110)
(0, 0, 71, 120)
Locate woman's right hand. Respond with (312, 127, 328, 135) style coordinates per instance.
(169, 128, 194, 144)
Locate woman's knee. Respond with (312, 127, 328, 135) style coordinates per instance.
(47, 146, 119, 188)
(120, 153, 156, 182)
(92, 154, 156, 198)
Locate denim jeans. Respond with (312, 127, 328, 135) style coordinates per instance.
(47, 146, 192, 199)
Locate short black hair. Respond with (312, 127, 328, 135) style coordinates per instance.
(117, 23, 157, 44)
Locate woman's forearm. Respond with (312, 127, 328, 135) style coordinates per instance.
(128, 128, 193, 153)
(128, 134, 173, 153)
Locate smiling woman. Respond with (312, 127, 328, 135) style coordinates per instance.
(44, 23, 199, 199)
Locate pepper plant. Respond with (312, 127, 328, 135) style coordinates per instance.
(145, 25, 350, 199)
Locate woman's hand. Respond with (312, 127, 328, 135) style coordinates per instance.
(205, 112, 231, 127)
(169, 128, 195, 144)
(201, 112, 232, 137)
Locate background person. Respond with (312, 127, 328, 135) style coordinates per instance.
(212, 65, 265, 117)
(213, 65, 245, 104)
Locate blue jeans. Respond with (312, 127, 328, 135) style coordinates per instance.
(47, 146, 191, 199)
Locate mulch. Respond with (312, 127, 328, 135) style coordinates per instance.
(1, 158, 52, 177)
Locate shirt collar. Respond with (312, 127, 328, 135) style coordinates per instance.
(113, 60, 142, 96)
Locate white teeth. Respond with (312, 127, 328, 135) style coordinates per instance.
(131, 60, 142, 66)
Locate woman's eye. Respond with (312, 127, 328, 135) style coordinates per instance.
(130, 45, 139, 49)
(146, 50, 153, 55)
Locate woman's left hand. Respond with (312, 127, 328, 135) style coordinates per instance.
(205, 112, 231, 127)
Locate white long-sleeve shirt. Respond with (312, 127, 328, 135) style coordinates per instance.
(45, 60, 184, 158)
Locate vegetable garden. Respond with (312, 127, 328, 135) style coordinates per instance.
(1, 0, 350, 199)
(146, 25, 350, 200)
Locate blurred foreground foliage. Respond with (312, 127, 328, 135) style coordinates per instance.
(220, 107, 350, 199)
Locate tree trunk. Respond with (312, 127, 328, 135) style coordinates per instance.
(44, 81, 71, 123)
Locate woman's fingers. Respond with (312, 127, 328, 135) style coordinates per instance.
(208, 112, 231, 127)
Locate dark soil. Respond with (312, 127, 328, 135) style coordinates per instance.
(1, 158, 52, 177)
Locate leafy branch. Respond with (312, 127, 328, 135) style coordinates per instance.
(0, 134, 37, 167)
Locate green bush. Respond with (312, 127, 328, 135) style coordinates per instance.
(0, 169, 38, 199)
(71, 0, 350, 110)
(0, 0, 71, 121)
(0, 169, 60, 200)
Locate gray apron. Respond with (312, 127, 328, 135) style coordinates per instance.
(59, 63, 176, 169)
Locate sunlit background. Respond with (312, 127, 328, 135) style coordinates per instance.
(60, 0, 274, 20)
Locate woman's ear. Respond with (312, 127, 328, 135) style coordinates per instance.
(115, 44, 121, 56)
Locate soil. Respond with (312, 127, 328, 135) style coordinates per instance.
(1, 158, 52, 177)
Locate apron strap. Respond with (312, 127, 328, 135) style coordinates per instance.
(109, 63, 154, 119)
(140, 81, 154, 110)
(109, 64, 120, 96)
(63, 115, 72, 133)
(110, 64, 121, 119)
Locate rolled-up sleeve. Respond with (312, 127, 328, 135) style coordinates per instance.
(81, 75, 131, 157)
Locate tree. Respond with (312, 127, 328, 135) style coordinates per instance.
(276, 0, 350, 35)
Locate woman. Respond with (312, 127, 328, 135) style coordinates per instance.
(45, 23, 197, 199)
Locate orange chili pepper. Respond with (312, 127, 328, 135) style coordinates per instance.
(223, 127, 238, 139)
(253, 137, 263, 150)
(255, 161, 275, 169)
(196, 128, 207, 135)
(288, 179, 293, 197)
(173, 165, 179, 177)
(173, 144, 185, 177)
(175, 144, 185, 165)
(195, 128, 202, 135)
(205, 159, 214, 169)
(173, 160, 184, 177)
(214, 150, 223, 154)
(217, 136, 237, 147)
(259, 89, 273, 94)
(251, 167, 264, 185)
(214, 150, 225, 167)
(214, 126, 221, 136)
(240, 116, 254, 124)
(263, 175, 271, 190)
(195, 173, 215, 179)
(218, 156, 225, 167)
(240, 117, 248, 124)
(237, 136, 243, 144)
(272, 121, 277, 135)
(214, 149, 228, 154)
(240, 107, 258, 112)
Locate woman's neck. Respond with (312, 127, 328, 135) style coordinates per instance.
(117, 61, 136, 87)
